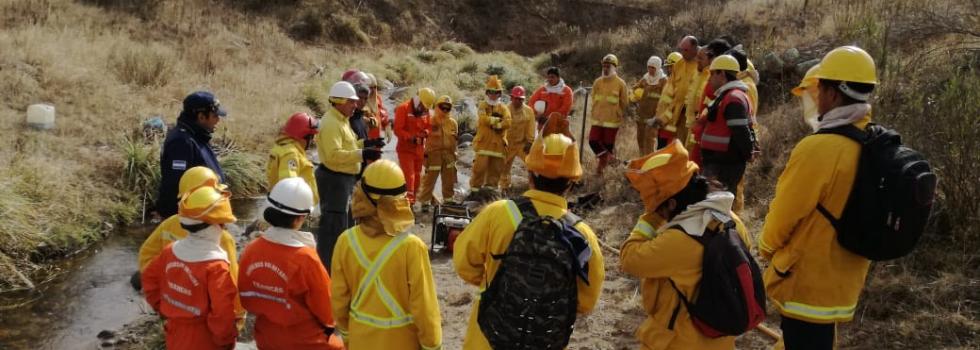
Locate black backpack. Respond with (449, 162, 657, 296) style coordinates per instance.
(814, 124, 938, 261)
(478, 198, 583, 350)
(669, 221, 766, 337)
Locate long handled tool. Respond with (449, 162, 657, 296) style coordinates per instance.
(577, 85, 591, 163)
(756, 323, 782, 341)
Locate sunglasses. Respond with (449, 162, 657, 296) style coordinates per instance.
(439, 105, 452, 112)
(486, 90, 502, 95)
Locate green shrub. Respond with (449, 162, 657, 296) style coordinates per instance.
(109, 43, 175, 87)
(220, 151, 266, 196)
(439, 41, 475, 58)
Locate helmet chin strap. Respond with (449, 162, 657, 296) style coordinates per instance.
(838, 82, 871, 102)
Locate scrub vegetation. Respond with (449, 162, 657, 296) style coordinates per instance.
(0, 0, 977, 348)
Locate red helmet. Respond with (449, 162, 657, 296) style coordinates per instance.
(282, 112, 318, 141)
(342, 69, 370, 86)
(510, 86, 526, 99)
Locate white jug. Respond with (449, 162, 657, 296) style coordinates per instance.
(27, 103, 56, 130)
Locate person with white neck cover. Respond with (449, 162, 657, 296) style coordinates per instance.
(631, 55, 668, 155)
(238, 177, 344, 349)
(470, 75, 512, 193)
(141, 186, 241, 350)
(529, 66, 575, 138)
(588, 53, 629, 175)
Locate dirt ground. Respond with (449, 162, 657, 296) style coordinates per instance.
(112, 119, 780, 350)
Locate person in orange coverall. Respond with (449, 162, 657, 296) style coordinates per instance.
(239, 178, 345, 349)
(393, 87, 436, 205)
(141, 186, 240, 350)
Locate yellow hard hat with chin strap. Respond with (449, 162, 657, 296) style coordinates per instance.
(178, 166, 227, 198)
(179, 186, 236, 225)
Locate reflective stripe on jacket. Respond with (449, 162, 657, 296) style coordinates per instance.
(332, 224, 442, 349)
(759, 115, 873, 324)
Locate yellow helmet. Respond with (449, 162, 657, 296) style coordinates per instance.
(178, 186, 236, 224)
(811, 46, 878, 84)
(178, 166, 227, 198)
(665, 52, 682, 67)
(485, 75, 503, 91)
(525, 134, 582, 181)
(792, 64, 821, 97)
(437, 95, 453, 107)
(602, 54, 619, 66)
(709, 55, 740, 72)
(418, 88, 437, 109)
(361, 159, 407, 198)
(625, 140, 700, 212)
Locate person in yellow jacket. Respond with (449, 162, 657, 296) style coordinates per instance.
(136, 167, 237, 290)
(588, 53, 629, 175)
(418, 95, 459, 209)
(470, 75, 512, 192)
(759, 46, 880, 350)
(331, 160, 442, 350)
(655, 36, 701, 147)
(454, 133, 605, 349)
(500, 85, 536, 190)
(316, 81, 384, 271)
(620, 140, 753, 350)
(267, 112, 319, 203)
(632, 55, 668, 155)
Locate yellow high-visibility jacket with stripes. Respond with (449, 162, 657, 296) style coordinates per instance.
(473, 101, 511, 158)
(590, 74, 629, 128)
(505, 103, 536, 148)
(656, 59, 700, 132)
(452, 189, 605, 350)
(684, 69, 710, 128)
(331, 220, 442, 350)
(759, 115, 873, 324)
(266, 137, 318, 203)
(620, 212, 752, 350)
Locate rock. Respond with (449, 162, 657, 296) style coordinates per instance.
(458, 141, 472, 149)
(782, 48, 800, 64)
(796, 58, 821, 75)
(97, 330, 116, 339)
(458, 133, 474, 143)
(763, 52, 783, 72)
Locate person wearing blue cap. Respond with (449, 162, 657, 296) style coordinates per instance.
(155, 91, 229, 218)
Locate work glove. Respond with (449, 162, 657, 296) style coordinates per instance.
(384, 127, 393, 143)
(362, 148, 382, 161)
(366, 116, 380, 129)
(418, 130, 430, 139)
(645, 118, 660, 128)
(364, 138, 386, 148)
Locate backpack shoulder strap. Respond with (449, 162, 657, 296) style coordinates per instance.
(815, 124, 868, 144)
(513, 196, 538, 220)
(559, 210, 583, 229)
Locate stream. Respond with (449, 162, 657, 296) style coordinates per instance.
(0, 90, 475, 350)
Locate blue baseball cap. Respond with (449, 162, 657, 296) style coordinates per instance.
(182, 91, 227, 117)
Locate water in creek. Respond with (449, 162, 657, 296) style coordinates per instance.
(0, 89, 478, 350)
(0, 199, 262, 350)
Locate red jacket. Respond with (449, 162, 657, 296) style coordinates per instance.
(238, 235, 343, 349)
(528, 84, 574, 123)
(394, 100, 431, 155)
(142, 245, 238, 350)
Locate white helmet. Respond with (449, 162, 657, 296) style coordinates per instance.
(329, 81, 359, 100)
(533, 100, 547, 114)
(267, 177, 315, 216)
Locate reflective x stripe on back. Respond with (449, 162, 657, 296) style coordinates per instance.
(346, 226, 414, 329)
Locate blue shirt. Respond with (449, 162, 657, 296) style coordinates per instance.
(156, 119, 225, 217)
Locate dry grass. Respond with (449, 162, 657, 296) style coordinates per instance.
(1, 0, 977, 348)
